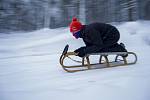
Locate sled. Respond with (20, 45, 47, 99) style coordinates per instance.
(59, 44, 137, 72)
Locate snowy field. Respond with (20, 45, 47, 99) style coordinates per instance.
(0, 21, 150, 100)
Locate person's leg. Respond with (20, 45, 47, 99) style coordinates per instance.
(101, 43, 127, 52)
(99, 27, 127, 52)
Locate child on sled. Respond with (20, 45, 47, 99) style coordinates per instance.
(69, 17, 127, 57)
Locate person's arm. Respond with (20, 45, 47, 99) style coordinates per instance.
(84, 45, 100, 54)
(74, 45, 100, 57)
(89, 28, 103, 47)
(84, 28, 103, 54)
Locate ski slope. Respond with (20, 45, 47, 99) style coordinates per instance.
(0, 21, 150, 100)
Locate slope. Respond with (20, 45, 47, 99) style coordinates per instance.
(0, 21, 150, 100)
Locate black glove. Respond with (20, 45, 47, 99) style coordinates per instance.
(74, 47, 85, 53)
(74, 47, 86, 57)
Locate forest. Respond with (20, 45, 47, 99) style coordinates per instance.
(0, 0, 150, 32)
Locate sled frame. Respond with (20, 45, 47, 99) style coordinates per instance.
(59, 45, 137, 72)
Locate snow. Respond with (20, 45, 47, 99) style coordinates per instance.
(0, 21, 150, 100)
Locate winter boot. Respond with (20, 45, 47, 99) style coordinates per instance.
(119, 43, 128, 57)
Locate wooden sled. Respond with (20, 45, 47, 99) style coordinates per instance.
(59, 45, 137, 72)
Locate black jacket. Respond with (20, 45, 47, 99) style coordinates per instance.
(80, 23, 120, 54)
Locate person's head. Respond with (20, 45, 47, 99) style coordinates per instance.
(69, 17, 83, 39)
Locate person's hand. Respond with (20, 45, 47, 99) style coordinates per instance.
(74, 47, 85, 53)
(74, 47, 86, 57)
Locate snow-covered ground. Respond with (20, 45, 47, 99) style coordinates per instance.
(0, 21, 150, 100)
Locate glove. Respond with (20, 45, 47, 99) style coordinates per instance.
(74, 47, 85, 53)
(74, 47, 86, 57)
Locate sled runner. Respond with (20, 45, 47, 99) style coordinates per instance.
(59, 45, 137, 72)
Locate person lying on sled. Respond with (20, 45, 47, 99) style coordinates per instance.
(69, 17, 127, 57)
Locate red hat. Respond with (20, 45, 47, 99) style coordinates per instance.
(70, 17, 82, 33)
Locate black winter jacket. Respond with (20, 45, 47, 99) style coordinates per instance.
(80, 23, 120, 54)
